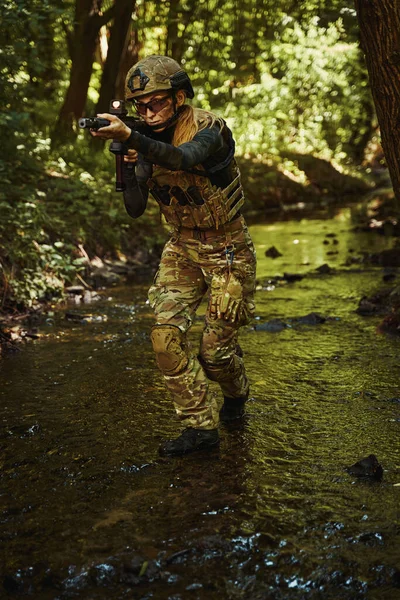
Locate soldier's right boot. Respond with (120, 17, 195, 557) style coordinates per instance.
(159, 428, 219, 457)
(219, 396, 247, 422)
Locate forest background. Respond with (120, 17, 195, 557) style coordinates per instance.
(0, 0, 397, 310)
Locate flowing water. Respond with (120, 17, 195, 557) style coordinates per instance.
(1, 207, 400, 600)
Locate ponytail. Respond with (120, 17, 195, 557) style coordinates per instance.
(172, 104, 225, 147)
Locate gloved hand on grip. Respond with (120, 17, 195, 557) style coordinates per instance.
(209, 270, 244, 323)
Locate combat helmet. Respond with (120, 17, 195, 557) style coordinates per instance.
(125, 55, 194, 101)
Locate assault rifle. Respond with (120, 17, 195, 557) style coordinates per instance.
(79, 99, 141, 192)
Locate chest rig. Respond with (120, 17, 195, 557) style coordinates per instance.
(147, 161, 244, 230)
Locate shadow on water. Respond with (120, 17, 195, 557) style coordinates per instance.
(1, 207, 400, 599)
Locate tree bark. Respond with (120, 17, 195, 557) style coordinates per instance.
(95, 0, 136, 113)
(116, 25, 140, 99)
(354, 0, 400, 204)
(53, 0, 115, 141)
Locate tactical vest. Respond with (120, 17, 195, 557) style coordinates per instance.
(147, 161, 244, 230)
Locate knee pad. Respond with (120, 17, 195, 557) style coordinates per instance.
(151, 325, 188, 376)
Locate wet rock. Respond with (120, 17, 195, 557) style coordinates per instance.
(87, 267, 122, 288)
(63, 570, 90, 591)
(66, 286, 101, 304)
(377, 312, 400, 335)
(265, 246, 283, 258)
(65, 285, 86, 295)
(65, 312, 108, 324)
(0, 324, 40, 347)
(368, 248, 400, 268)
(255, 277, 279, 291)
(254, 319, 288, 332)
(253, 312, 330, 332)
(165, 549, 191, 565)
(382, 270, 397, 282)
(282, 272, 303, 282)
(296, 312, 326, 325)
(89, 563, 116, 585)
(119, 557, 161, 585)
(370, 564, 400, 588)
(81, 314, 108, 324)
(143, 560, 162, 582)
(343, 255, 362, 266)
(356, 289, 392, 315)
(6, 423, 41, 438)
(186, 582, 203, 590)
(356, 296, 380, 315)
(120, 555, 143, 580)
(23, 330, 41, 340)
(315, 263, 333, 274)
(193, 534, 233, 554)
(356, 531, 384, 546)
(346, 454, 383, 481)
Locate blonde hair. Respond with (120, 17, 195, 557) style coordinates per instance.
(172, 104, 225, 147)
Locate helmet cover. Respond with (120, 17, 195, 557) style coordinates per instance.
(125, 55, 194, 100)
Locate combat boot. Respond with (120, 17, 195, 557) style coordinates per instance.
(219, 396, 247, 422)
(159, 428, 219, 457)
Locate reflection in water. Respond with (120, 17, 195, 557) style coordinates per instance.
(1, 210, 400, 599)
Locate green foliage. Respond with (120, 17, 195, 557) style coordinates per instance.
(218, 17, 372, 161)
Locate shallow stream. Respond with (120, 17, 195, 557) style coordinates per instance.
(1, 207, 400, 599)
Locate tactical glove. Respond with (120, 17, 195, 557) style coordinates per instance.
(209, 270, 244, 323)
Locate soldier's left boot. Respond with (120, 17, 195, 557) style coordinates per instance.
(159, 428, 219, 457)
(219, 396, 247, 422)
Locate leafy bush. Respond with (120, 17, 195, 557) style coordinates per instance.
(204, 17, 372, 163)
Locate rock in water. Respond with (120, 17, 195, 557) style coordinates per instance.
(346, 454, 383, 481)
(265, 246, 283, 258)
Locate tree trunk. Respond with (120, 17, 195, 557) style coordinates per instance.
(116, 25, 140, 99)
(53, 0, 115, 142)
(354, 0, 400, 205)
(96, 0, 136, 114)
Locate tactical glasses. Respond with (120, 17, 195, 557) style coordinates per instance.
(133, 94, 172, 116)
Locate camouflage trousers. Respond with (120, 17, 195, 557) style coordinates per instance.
(148, 216, 256, 430)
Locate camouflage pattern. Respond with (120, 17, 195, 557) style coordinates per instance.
(125, 55, 194, 100)
(148, 216, 256, 430)
(148, 164, 244, 230)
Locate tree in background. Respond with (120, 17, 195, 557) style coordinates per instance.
(354, 0, 400, 205)
(55, 0, 118, 137)
(95, 0, 137, 114)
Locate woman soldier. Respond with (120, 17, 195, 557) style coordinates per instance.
(91, 55, 256, 457)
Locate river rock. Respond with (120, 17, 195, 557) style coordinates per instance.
(87, 267, 122, 288)
(346, 454, 383, 481)
(283, 272, 303, 282)
(296, 312, 326, 325)
(368, 249, 400, 267)
(265, 246, 283, 258)
(254, 319, 288, 332)
(315, 263, 333, 274)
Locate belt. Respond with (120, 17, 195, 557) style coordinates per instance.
(177, 215, 245, 242)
